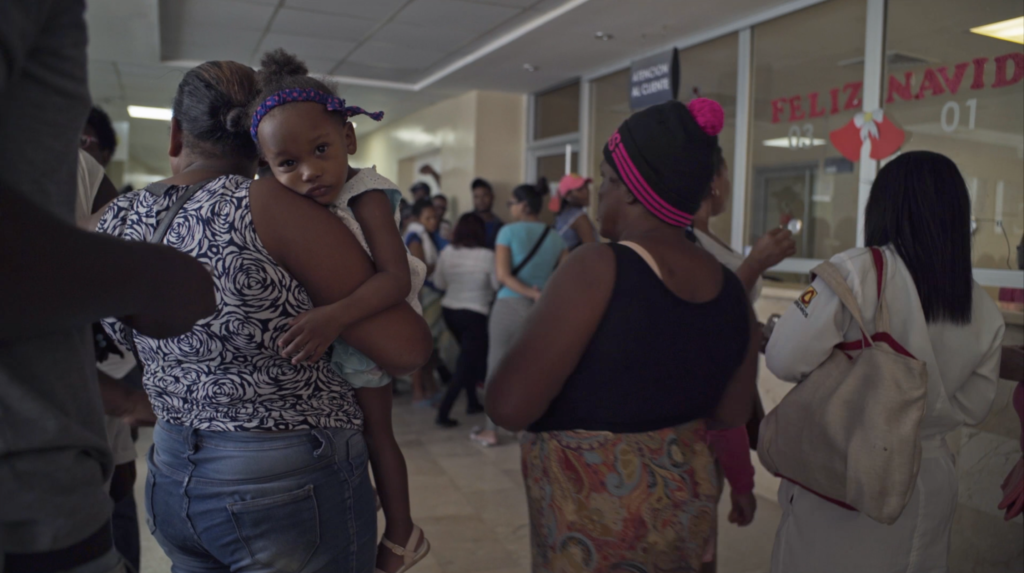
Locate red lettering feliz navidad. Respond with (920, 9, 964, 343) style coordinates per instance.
(772, 52, 1024, 124)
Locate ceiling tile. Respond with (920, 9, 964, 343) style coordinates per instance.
(270, 8, 377, 41)
(88, 61, 122, 98)
(347, 41, 447, 70)
(163, 0, 276, 32)
(164, 27, 264, 63)
(469, 0, 541, 7)
(333, 62, 422, 83)
(370, 20, 479, 53)
(303, 57, 344, 75)
(258, 33, 358, 60)
(394, 0, 521, 31)
(284, 0, 408, 20)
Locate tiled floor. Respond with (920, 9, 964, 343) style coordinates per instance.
(134, 394, 781, 573)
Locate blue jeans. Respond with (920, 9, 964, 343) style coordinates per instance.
(146, 421, 376, 573)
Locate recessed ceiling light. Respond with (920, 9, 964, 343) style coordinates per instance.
(127, 105, 172, 121)
(523, 63, 538, 72)
(970, 16, 1024, 44)
(594, 31, 614, 41)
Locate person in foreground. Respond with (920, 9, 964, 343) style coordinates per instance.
(765, 151, 1005, 573)
(486, 99, 759, 572)
(1, 3, 214, 572)
(245, 49, 433, 573)
(97, 58, 432, 573)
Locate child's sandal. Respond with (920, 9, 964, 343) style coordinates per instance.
(375, 525, 430, 573)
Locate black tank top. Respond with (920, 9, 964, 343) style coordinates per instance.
(529, 243, 751, 434)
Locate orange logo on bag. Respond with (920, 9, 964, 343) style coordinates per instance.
(799, 287, 817, 307)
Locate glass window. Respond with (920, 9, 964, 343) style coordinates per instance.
(588, 69, 631, 183)
(677, 33, 738, 244)
(884, 0, 1023, 271)
(748, 0, 867, 269)
(534, 82, 580, 140)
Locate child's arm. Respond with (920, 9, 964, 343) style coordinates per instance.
(279, 190, 412, 364)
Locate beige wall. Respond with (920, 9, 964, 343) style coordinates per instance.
(352, 90, 526, 221)
(473, 91, 526, 222)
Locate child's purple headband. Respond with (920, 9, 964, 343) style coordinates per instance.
(249, 88, 384, 142)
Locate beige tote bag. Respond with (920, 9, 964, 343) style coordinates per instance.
(757, 248, 928, 525)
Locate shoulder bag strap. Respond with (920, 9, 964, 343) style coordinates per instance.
(870, 247, 891, 334)
(811, 260, 872, 348)
(124, 179, 214, 367)
(512, 226, 552, 277)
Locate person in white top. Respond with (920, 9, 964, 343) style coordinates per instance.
(765, 151, 1005, 573)
(692, 146, 796, 570)
(432, 213, 500, 427)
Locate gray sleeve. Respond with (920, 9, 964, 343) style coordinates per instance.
(0, 1, 55, 95)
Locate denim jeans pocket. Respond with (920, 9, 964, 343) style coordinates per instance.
(228, 484, 321, 573)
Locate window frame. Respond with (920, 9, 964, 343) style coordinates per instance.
(526, 0, 1023, 288)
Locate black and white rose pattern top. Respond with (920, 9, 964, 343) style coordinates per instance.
(98, 175, 363, 431)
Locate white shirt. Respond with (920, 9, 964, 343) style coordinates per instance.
(694, 228, 762, 302)
(75, 149, 105, 227)
(432, 246, 499, 315)
(766, 245, 1004, 439)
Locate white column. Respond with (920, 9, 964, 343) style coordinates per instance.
(857, 0, 887, 247)
(730, 28, 753, 252)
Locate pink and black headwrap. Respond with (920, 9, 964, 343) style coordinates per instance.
(250, 88, 384, 142)
(603, 98, 724, 228)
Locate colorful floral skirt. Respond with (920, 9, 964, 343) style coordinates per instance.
(521, 422, 719, 573)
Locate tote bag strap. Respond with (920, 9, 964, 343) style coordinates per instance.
(811, 261, 872, 348)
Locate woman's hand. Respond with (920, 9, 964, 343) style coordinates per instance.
(999, 456, 1024, 520)
(728, 489, 758, 526)
(748, 228, 796, 272)
(528, 286, 543, 301)
(279, 306, 346, 364)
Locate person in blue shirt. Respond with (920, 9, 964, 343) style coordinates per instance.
(470, 179, 567, 447)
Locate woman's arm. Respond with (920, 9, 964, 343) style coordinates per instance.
(250, 178, 432, 376)
(736, 228, 795, 293)
(495, 244, 541, 301)
(709, 304, 760, 429)
(407, 239, 435, 276)
(571, 214, 597, 244)
(277, 190, 413, 363)
(764, 277, 847, 382)
(487, 244, 616, 430)
(0, 186, 215, 341)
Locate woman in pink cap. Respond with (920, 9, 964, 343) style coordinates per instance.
(551, 173, 597, 251)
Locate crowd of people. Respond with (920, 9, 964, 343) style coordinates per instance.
(2, 4, 1020, 573)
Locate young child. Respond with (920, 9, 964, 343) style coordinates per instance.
(249, 49, 429, 573)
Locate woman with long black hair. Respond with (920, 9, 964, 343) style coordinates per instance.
(765, 151, 1005, 572)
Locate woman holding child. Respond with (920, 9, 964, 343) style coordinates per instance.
(97, 52, 433, 573)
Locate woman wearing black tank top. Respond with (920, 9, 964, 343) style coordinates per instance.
(486, 99, 759, 572)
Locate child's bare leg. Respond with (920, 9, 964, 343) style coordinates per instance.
(356, 387, 425, 570)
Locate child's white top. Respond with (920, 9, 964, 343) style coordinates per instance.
(329, 166, 425, 313)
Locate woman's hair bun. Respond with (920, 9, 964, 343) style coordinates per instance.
(224, 106, 247, 133)
(687, 98, 724, 137)
(260, 48, 309, 82)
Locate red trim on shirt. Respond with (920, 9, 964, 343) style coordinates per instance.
(779, 476, 858, 512)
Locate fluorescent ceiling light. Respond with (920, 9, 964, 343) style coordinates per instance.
(762, 137, 827, 148)
(128, 105, 172, 121)
(970, 17, 1024, 44)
